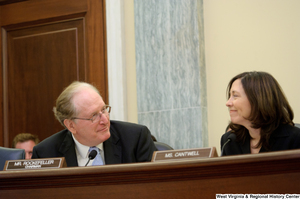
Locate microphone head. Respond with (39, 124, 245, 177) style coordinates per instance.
(228, 133, 236, 142)
(88, 150, 97, 160)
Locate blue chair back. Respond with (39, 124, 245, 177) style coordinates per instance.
(0, 147, 25, 170)
(154, 141, 174, 151)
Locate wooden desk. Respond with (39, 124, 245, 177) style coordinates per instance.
(1, 149, 300, 198)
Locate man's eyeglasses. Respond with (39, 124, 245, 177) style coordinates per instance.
(71, 105, 111, 123)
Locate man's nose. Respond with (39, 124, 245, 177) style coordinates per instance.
(99, 112, 109, 124)
(26, 153, 31, 159)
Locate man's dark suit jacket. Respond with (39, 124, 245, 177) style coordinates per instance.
(220, 123, 300, 156)
(32, 120, 157, 166)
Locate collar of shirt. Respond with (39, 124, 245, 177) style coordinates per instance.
(71, 133, 104, 166)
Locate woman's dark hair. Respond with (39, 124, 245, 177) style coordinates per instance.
(227, 71, 294, 150)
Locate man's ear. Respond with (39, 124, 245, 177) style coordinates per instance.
(64, 119, 76, 134)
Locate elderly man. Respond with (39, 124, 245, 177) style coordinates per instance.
(32, 81, 157, 166)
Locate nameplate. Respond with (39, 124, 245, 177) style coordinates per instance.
(151, 147, 218, 162)
(3, 157, 67, 171)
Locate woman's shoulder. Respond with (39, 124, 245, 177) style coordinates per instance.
(275, 123, 300, 149)
(289, 124, 300, 136)
(274, 123, 300, 142)
(221, 131, 235, 144)
(222, 131, 232, 138)
(280, 123, 300, 134)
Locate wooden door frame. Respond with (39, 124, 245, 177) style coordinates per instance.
(0, 0, 108, 146)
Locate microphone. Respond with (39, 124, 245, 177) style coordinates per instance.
(85, 150, 97, 166)
(221, 133, 236, 156)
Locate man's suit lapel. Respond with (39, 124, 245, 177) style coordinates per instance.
(59, 131, 78, 167)
(103, 128, 122, 164)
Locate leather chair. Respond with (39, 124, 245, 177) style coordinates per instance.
(154, 141, 174, 151)
(0, 147, 25, 170)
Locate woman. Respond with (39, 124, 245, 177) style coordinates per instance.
(221, 71, 300, 156)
